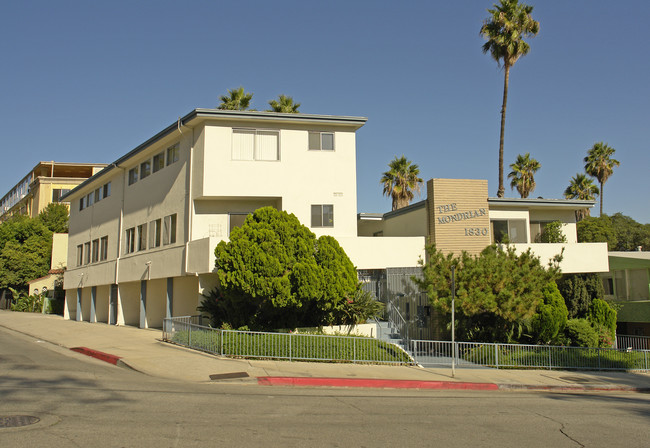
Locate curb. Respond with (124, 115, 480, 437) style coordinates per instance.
(257, 376, 499, 390)
(70, 347, 122, 365)
(498, 383, 650, 393)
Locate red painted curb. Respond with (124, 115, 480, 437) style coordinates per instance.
(70, 347, 122, 365)
(257, 376, 499, 390)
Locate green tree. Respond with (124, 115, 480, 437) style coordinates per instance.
(0, 215, 53, 292)
(576, 215, 617, 248)
(609, 213, 650, 251)
(209, 207, 359, 330)
(267, 94, 300, 113)
(38, 202, 69, 233)
(508, 152, 541, 198)
(564, 173, 599, 221)
(539, 221, 567, 243)
(416, 244, 560, 342)
(527, 282, 568, 345)
(557, 273, 604, 319)
(584, 142, 620, 216)
(380, 156, 423, 211)
(218, 86, 253, 111)
(480, 0, 539, 198)
(564, 318, 599, 347)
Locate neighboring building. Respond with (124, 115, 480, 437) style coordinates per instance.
(61, 109, 424, 328)
(27, 233, 68, 305)
(0, 162, 108, 221)
(601, 251, 650, 336)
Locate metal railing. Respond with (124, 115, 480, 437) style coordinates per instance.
(386, 298, 409, 348)
(615, 334, 650, 351)
(411, 340, 650, 372)
(162, 316, 414, 365)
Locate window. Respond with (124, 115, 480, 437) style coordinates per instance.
(491, 219, 527, 244)
(94, 188, 102, 203)
(140, 160, 151, 179)
(137, 224, 147, 251)
(166, 144, 179, 166)
(52, 189, 70, 202)
(149, 219, 161, 248)
(103, 182, 111, 198)
(128, 167, 138, 185)
(309, 131, 334, 151)
(84, 242, 91, 265)
(100, 236, 108, 261)
(86, 192, 94, 207)
(163, 214, 177, 245)
(76, 244, 83, 266)
(311, 205, 334, 227)
(79, 197, 85, 211)
(91, 239, 100, 263)
(125, 228, 135, 254)
(228, 213, 249, 235)
(153, 152, 165, 173)
(232, 129, 279, 161)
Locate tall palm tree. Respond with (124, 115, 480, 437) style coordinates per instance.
(267, 95, 300, 113)
(218, 86, 253, 111)
(507, 152, 540, 198)
(480, 0, 539, 198)
(380, 156, 423, 211)
(584, 142, 620, 216)
(564, 173, 599, 221)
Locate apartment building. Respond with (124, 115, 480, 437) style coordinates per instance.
(61, 109, 425, 328)
(0, 162, 107, 221)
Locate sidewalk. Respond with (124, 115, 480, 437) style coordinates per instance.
(2, 310, 649, 392)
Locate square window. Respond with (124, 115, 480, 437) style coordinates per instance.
(308, 131, 335, 151)
(100, 236, 108, 261)
(311, 204, 334, 227)
(137, 224, 147, 251)
(163, 214, 177, 245)
(128, 167, 138, 185)
(167, 144, 179, 166)
(153, 152, 165, 173)
(140, 160, 151, 179)
(149, 219, 161, 248)
(91, 239, 99, 263)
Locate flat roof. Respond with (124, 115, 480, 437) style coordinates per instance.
(487, 197, 596, 210)
(61, 109, 367, 201)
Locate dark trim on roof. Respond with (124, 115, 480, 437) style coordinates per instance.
(487, 197, 596, 209)
(383, 200, 427, 219)
(61, 109, 367, 201)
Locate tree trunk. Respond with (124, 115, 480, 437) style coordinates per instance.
(497, 64, 511, 198)
(599, 181, 604, 216)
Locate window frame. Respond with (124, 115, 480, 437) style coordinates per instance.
(166, 144, 179, 166)
(140, 160, 152, 180)
(311, 204, 334, 228)
(91, 239, 100, 263)
(153, 152, 165, 173)
(103, 182, 111, 198)
(308, 131, 335, 151)
(125, 228, 135, 254)
(163, 214, 177, 246)
(128, 167, 139, 185)
(76, 244, 83, 267)
(84, 242, 91, 265)
(137, 224, 148, 252)
(100, 236, 108, 261)
(149, 219, 162, 249)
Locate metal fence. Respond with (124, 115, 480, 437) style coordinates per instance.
(411, 340, 650, 372)
(162, 316, 414, 365)
(615, 334, 650, 351)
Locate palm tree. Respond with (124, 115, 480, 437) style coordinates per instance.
(218, 86, 253, 110)
(480, 0, 539, 198)
(507, 152, 540, 198)
(584, 142, 620, 216)
(380, 156, 423, 211)
(267, 95, 300, 113)
(564, 173, 599, 221)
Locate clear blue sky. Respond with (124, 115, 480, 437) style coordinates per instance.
(2, 0, 648, 223)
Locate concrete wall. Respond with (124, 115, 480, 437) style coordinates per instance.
(512, 242, 609, 273)
(146, 278, 167, 328)
(338, 236, 425, 270)
(383, 205, 428, 237)
(118, 281, 141, 326)
(95, 285, 110, 323)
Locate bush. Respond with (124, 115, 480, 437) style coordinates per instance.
(557, 273, 604, 318)
(10, 291, 43, 313)
(589, 298, 617, 333)
(539, 221, 567, 243)
(527, 282, 568, 345)
(564, 318, 599, 347)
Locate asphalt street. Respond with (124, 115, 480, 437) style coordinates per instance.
(1, 326, 649, 447)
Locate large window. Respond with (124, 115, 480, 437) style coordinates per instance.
(311, 205, 334, 227)
(125, 228, 135, 254)
(232, 129, 279, 161)
(309, 131, 334, 151)
(163, 214, 177, 245)
(491, 219, 527, 243)
(128, 167, 139, 185)
(100, 236, 108, 261)
(137, 224, 147, 252)
(149, 219, 161, 248)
